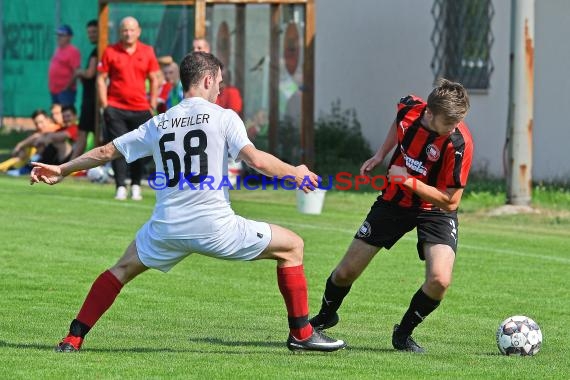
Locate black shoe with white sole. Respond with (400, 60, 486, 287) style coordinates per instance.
(286, 329, 346, 352)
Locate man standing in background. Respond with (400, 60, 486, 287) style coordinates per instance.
(158, 57, 183, 109)
(192, 38, 211, 53)
(97, 16, 160, 201)
(48, 25, 81, 106)
(72, 19, 99, 159)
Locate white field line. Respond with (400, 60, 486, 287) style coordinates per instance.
(8, 191, 570, 264)
(272, 220, 570, 265)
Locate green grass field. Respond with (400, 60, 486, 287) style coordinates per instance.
(1, 176, 569, 379)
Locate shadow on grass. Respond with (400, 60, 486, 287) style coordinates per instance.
(0, 338, 281, 354)
(349, 345, 401, 353)
(188, 337, 283, 348)
(1, 339, 397, 354)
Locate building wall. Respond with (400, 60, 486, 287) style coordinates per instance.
(315, 0, 564, 181)
(534, 0, 570, 180)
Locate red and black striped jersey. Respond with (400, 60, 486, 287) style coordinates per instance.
(381, 95, 474, 210)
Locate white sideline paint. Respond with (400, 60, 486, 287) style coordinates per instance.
(272, 220, 570, 265)
(25, 192, 570, 264)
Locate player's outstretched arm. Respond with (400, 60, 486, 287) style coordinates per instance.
(387, 165, 464, 212)
(30, 142, 122, 186)
(360, 119, 397, 176)
(237, 144, 318, 192)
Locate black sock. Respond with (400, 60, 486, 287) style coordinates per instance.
(69, 319, 91, 338)
(397, 288, 440, 336)
(318, 274, 352, 316)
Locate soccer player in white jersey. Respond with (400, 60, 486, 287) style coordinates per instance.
(30, 52, 346, 353)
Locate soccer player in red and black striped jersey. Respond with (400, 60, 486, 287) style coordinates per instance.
(310, 79, 473, 353)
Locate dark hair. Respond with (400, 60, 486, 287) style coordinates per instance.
(31, 109, 49, 119)
(179, 52, 224, 92)
(62, 104, 77, 114)
(427, 78, 470, 124)
(87, 19, 98, 28)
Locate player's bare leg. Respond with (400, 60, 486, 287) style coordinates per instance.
(254, 224, 346, 352)
(56, 241, 148, 352)
(392, 243, 455, 353)
(422, 243, 455, 300)
(310, 239, 381, 330)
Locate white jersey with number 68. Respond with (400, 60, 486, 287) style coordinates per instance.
(113, 97, 252, 238)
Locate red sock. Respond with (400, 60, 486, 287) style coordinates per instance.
(277, 265, 313, 340)
(76, 270, 124, 328)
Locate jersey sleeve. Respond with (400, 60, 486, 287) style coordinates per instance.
(223, 110, 252, 160)
(396, 94, 425, 129)
(113, 118, 155, 163)
(444, 131, 473, 188)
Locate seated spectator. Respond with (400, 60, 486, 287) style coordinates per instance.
(1, 109, 62, 174)
(35, 104, 79, 165)
(51, 103, 64, 127)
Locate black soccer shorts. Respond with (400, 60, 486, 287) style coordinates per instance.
(354, 199, 459, 260)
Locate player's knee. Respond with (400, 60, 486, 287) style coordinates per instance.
(110, 261, 139, 284)
(289, 234, 304, 262)
(332, 266, 357, 286)
(426, 275, 451, 293)
(109, 265, 129, 284)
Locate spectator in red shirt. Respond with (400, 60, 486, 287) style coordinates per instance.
(51, 103, 64, 127)
(156, 57, 175, 114)
(34, 104, 79, 166)
(216, 69, 243, 118)
(161, 59, 183, 109)
(48, 25, 81, 107)
(97, 16, 160, 201)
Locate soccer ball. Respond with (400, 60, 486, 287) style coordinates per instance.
(87, 166, 109, 183)
(496, 315, 542, 356)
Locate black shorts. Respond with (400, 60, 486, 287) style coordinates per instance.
(79, 98, 96, 132)
(103, 106, 153, 142)
(354, 199, 459, 260)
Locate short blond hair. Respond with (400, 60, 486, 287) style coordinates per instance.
(427, 78, 470, 124)
(158, 55, 174, 66)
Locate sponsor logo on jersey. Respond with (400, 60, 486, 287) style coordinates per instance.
(401, 150, 427, 176)
(426, 144, 440, 162)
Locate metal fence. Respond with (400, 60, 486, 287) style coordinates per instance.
(431, 0, 495, 89)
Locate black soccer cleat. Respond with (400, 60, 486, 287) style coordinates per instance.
(287, 329, 347, 352)
(54, 334, 83, 352)
(309, 312, 339, 331)
(392, 324, 425, 353)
